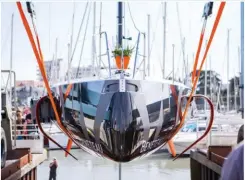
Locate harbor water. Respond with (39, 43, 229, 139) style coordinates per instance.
(37, 149, 190, 180)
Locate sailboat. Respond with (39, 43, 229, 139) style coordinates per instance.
(16, 1, 225, 162)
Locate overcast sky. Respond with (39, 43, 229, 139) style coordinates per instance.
(1, 1, 242, 83)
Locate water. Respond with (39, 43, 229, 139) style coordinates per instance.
(37, 149, 190, 180)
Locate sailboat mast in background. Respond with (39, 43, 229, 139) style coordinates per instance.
(68, 3, 75, 81)
(92, 2, 96, 73)
(99, 2, 102, 73)
(147, 14, 151, 76)
(204, 43, 207, 111)
(9, 14, 14, 107)
(240, 2, 244, 118)
(162, 2, 167, 78)
(172, 44, 175, 81)
(227, 29, 230, 112)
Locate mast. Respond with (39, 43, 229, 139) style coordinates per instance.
(118, 3, 123, 178)
(70, 2, 75, 54)
(48, 3, 51, 57)
(182, 38, 186, 81)
(10, 14, 14, 106)
(172, 44, 175, 81)
(147, 14, 151, 76)
(227, 29, 230, 112)
(54, 38, 58, 83)
(234, 45, 239, 111)
(117, 2, 123, 46)
(162, 2, 167, 78)
(204, 40, 208, 113)
(123, 3, 126, 41)
(240, 2, 244, 118)
(68, 3, 75, 81)
(67, 43, 70, 81)
(186, 54, 189, 84)
(99, 2, 102, 74)
(92, 2, 96, 73)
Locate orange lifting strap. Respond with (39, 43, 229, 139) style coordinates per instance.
(16, 2, 79, 159)
(169, 2, 226, 160)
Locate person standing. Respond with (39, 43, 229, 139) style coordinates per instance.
(25, 113, 37, 139)
(49, 158, 58, 180)
(16, 111, 25, 140)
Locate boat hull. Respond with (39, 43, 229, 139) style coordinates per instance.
(36, 79, 190, 162)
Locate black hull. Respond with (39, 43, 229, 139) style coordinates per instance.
(37, 79, 190, 162)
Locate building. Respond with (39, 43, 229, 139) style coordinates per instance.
(190, 70, 222, 96)
(66, 65, 96, 80)
(15, 80, 44, 106)
(189, 70, 241, 111)
(36, 58, 63, 81)
(189, 70, 222, 109)
(220, 76, 240, 110)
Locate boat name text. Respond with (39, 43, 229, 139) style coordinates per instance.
(80, 140, 103, 153)
(140, 139, 164, 153)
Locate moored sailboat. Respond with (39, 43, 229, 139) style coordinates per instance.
(17, 1, 225, 163)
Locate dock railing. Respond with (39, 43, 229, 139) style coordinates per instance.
(12, 123, 44, 153)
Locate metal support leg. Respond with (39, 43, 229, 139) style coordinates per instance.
(119, 163, 122, 180)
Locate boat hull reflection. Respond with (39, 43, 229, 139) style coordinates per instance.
(37, 79, 190, 162)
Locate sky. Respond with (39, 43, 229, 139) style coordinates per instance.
(1, 1, 243, 83)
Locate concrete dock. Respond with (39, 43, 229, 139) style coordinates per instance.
(190, 146, 232, 180)
(1, 148, 47, 180)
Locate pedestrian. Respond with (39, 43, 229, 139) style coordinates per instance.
(49, 157, 58, 180)
(16, 111, 25, 140)
(25, 113, 37, 139)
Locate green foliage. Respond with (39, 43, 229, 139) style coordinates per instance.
(112, 46, 134, 57)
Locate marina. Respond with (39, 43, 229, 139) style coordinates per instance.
(166, 116, 243, 155)
(1, 1, 244, 180)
